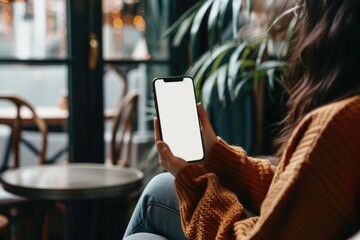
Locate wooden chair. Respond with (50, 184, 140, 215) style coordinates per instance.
(0, 214, 9, 240)
(108, 90, 139, 167)
(0, 95, 48, 238)
(0, 95, 48, 169)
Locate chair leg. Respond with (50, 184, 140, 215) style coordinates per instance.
(0, 214, 9, 240)
(1, 134, 12, 172)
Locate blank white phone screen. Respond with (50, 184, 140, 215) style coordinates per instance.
(154, 77, 204, 161)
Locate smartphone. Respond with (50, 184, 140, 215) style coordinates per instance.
(153, 76, 204, 162)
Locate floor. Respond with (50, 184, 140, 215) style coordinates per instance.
(0, 196, 138, 240)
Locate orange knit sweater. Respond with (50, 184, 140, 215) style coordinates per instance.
(174, 95, 360, 240)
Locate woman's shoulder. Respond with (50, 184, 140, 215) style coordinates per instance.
(307, 95, 360, 126)
(283, 95, 360, 174)
(289, 95, 360, 154)
(318, 94, 360, 111)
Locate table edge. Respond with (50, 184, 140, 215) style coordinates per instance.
(0, 163, 144, 200)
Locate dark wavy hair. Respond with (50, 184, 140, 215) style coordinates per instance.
(276, 0, 360, 158)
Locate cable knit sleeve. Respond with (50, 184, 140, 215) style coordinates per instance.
(175, 165, 247, 240)
(174, 138, 276, 239)
(203, 138, 276, 214)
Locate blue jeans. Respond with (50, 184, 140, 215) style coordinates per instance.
(123, 173, 186, 240)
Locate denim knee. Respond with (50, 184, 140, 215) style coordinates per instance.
(140, 172, 175, 204)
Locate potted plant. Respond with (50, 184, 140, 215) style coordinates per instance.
(139, 0, 299, 184)
(163, 0, 298, 154)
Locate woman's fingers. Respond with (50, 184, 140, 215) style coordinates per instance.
(154, 104, 217, 175)
(156, 141, 171, 161)
(197, 103, 217, 154)
(197, 103, 212, 130)
(156, 141, 189, 176)
(154, 117, 161, 142)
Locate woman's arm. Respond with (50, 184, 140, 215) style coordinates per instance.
(204, 138, 276, 214)
(175, 99, 360, 240)
(155, 103, 276, 214)
(174, 165, 247, 240)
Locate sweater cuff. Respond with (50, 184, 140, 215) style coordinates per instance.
(204, 137, 247, 175)
(175, 164, 207, 202)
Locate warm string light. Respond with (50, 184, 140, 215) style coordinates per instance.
(0, 2, 12, 34)
(0, 0, 147, 59)
(108, 0, 148, 59)
(4, 0, 67, 57)
(133, 15, 146, 32)
(110, 0, 122, 52)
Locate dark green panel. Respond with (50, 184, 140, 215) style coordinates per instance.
(67, 0, 104, 163)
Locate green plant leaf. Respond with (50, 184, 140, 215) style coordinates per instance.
(162, 1, 203, 39)
(228, 42, 248, 85)
(241, 41, 259, 61)
(207, 0, 222, 48)
(201, 70, 218, 109)
(161, 17, 181, 39)
(193, 42, 238, 91)
(256, 60, 288, 71)
(228, 58, 256, 100)
(228, 60, 242, 100)
(186, 51, 212, 77)
(216, 64, 228, 103)
(187, 40, 237, 80)
(232, 0, 242, 38)
(265, 5, 303, 37)
(173, 16, 195, 47)
(255, 37, 268, 65)
(266, 68, 275, 90)
(217, 0, 230, 42)
(276, 15, 298, 57)
(210, 49, 228, 75)
(266, 68, 276, 102)
(190, 0, 214, 62)
(234, 75, 251, 98)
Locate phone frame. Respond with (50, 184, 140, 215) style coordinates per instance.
(152, 76, 204, 162)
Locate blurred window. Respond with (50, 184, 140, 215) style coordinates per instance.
(102, 0, 169, 61)
(0, 0, 173, 164)
(0, 0, 67, 59)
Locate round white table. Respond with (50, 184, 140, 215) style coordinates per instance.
(0, 163, 144, 240)
(0, 163, 143, 200)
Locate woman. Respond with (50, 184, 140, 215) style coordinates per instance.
(124, 0, 360, 239)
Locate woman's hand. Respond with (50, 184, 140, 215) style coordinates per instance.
(155, 140, 188, 176)
(154, 103, 217, 176)
(197, 103, 217, 155)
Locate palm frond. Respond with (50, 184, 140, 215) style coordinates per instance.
(207, 0, 223, 48)
(190, 0, 214, 62)
(265, 5, 302, 37)
(161, 1, 203, 39)
(201, 69, 219, 108)
(232, 0, 242, 38)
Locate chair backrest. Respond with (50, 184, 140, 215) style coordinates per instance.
(110, 90, 139, 167)
(0, 95, 47, 168)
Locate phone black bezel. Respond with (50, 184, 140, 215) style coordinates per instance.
(152, 76, 205, 162)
